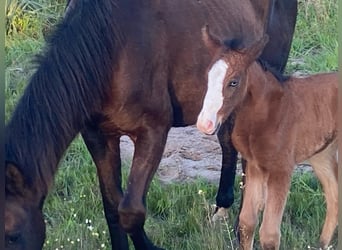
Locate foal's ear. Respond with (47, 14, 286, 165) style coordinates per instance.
(246, 35, 269, 63)
(202, 24, 221, 55)
(5, 164, 27, 197)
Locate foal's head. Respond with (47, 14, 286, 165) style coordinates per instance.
(197, 25, 268, 134)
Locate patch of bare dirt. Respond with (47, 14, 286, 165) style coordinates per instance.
(120, 126, 312, 184)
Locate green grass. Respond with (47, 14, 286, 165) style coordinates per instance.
(286, 0, 338, 74)
(5, 0, 338, 249)
(44, 141, 337, 249)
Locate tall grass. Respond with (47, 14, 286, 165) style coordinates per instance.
(5, 0, 338, 249)
(286, 0, 338, 74)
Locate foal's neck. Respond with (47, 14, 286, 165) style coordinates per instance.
(244, 62, 286, 108)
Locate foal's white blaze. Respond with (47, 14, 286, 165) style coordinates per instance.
(197, 59, 228, 134)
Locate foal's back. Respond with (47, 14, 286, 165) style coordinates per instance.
(285, 72, 338, 163)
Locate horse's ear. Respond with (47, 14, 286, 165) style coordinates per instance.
(202, 24, 221, 55)
(6, 164, 26, 197)
(245, 35, 269, 63)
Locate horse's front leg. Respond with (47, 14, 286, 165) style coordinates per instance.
(118, 124, 170, 250)
(82, 126, 129, 250)
(213, 116, 238, 221)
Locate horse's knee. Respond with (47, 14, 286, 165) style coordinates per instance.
(259, 227, 280, 250)
(238, 216, 256, 234)
(238, 216, 258, 249)
(238, 221, 255, 240)
(118, 197, 146, 234)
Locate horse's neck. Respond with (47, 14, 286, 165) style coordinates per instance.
(242, 62, 286, 115)
(5, 1, 119, 195)
(232, 63, 290, 160)
(232, 62, 291, 146)
(5, 74, 81, 195)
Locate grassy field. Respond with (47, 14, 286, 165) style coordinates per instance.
(5, 0, 338, 249)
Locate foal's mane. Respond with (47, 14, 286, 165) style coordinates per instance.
(5, 0, 122, 192)
(223, 38, 289, 83)
(256, 59, 290, 83)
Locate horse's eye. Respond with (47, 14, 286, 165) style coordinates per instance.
(6, 232, 21, 245)
(229, 80, 239, 87)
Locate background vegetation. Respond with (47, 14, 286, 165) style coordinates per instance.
(5, 0, 338, 249)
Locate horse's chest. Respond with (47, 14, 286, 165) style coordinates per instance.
(232, 126, 282, 164)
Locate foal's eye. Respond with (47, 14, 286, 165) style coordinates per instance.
(228, 80, 239, 87)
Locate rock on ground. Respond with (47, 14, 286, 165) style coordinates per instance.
(120, 126, 312, 184)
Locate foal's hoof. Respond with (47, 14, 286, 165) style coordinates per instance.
(211, 206, 228, 222)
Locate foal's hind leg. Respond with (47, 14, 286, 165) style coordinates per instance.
(118, 124, 170, 250)
(309, 141, 338, 249)
(82, 127, 129, 250)
(214, 117, 238, 220)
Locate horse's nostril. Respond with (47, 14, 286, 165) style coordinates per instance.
(204, 120, 214, 131)
(197, 118, 216, 134)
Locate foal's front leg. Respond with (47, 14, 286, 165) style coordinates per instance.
(259, 169, 292, 250)
(118, 124, 170, 250)
(234, 158, 247, 239)
(82, 127, 129, 250)
(238, 162, 266, 250)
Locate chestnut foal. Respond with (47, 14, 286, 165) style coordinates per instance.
(197, 26, 338, 250)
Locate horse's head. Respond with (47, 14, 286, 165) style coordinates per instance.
(197, 25, 269, 135)
(5, 164, 46, 250)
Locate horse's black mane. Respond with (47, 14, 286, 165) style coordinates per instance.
(223, 38, 290, 83)
(256, 58, 290, 83)
(5, 0, 122, 191)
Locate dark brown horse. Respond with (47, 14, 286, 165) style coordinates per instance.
(197, 26, 338, 249)
(5, 1, 296, 249)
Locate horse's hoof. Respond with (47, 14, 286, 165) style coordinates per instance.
(211, 207, 228, 222)
(153, 246, 165, 250)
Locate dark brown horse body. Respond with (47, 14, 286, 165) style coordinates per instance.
(197, 28, 338, 249)
(5, 1, 297, 249)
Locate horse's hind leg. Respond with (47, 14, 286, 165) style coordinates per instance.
(309, 140, 338, 249)
(214, 117, 238, 219)
(118, 124, 170, 250)
(82, 126, 129, 250)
